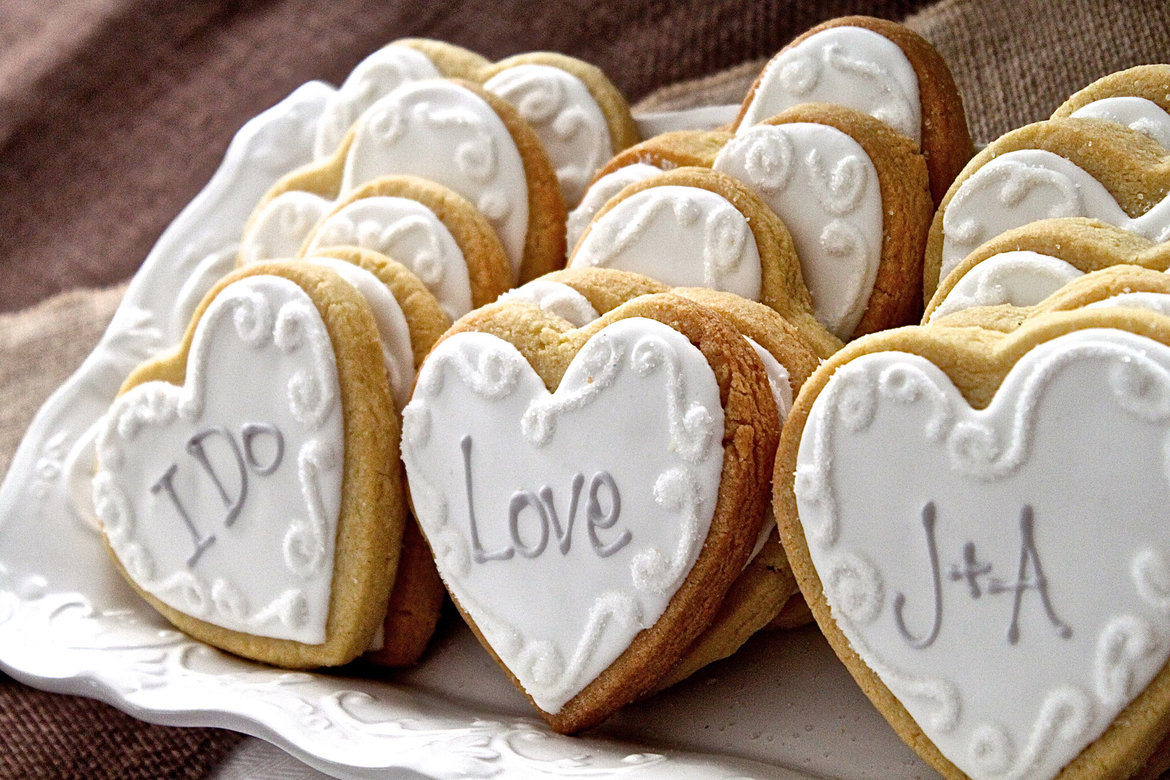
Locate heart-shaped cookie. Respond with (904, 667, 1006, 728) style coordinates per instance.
(93, 263, 402, 668)
(241, 175, 514, 322)
(714, 103, 933, 340)
(924, 118, 1170, 300)
(1053, 65, 1170, 150)
(567, 167, 820, 332)
(248, 78, 565, 284)
(925, 218, 1170, 324)
(734, 15, 972, 205)
(776, 309, 1170, 779)
(401, 293, 779, 732)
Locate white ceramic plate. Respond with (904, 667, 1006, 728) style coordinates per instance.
(0, 84, 931, 779)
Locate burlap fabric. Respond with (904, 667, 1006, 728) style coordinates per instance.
(1, 0, 1169, 775)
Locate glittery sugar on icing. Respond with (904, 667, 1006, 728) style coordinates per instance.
(794, 329, 1170, 779)
(566, 163, 661, 251)
(714, 123, 882, 339)
(343, 80, 530, 280)
(313, 44, 441, 160)
(401, 318, 725, 713)
(485, 63, 613, 209)
(497, 279, 601, 327)
(940, 149, 1170, 282)
(569, 185, 763, 301)
(739, 26, 921, 144)
(93, 276, 345, 644)
(1070, 96, 1170, 149)
(304, 196, 475, 320)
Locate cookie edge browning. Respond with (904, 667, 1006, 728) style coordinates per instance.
(306, 175, 513, 311)
(923, 117, 1170, 301)
(734, 15, 973, 206)
(764, 103, 934, 339)
(102, 261, 403, 668)
(417, 292, 779, 733)
(774, 310, 1170, 780)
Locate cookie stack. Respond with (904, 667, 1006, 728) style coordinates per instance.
(82, 12, 1170, 778)
(776, 65, 1170, 779)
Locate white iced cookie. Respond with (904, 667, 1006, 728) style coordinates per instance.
(779, 314, 1170, 779)
(735, 16, 971, 206)
(1070, 97, 1170, 150)
(497, 278, 601, 327)
(925, 118, 1170, 299)
(927, 251, 1085, 322)
(92, 264, 403, 669)
(239, 191, 333, 265)
(1054, 64, 1170, 151)
(570, 179, 762, 300)
(739, 25, 920, 143)
(313, 45, 442, 160)
(566, 162, 661, 251)
(715, 113, 916, 340)
(401, 294, 779, 733)
(253, 78, 565, 285)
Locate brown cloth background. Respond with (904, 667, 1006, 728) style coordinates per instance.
(1, 0, 1169, 776)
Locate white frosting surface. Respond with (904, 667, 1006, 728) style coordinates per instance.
(343, 80, 530, 280)
(497, 279, 601, 327)
(239, 191, 333, 265)
(739, 26, 921, 144)
(745, 336, 793, 422)
(1070, 96, 1170, 149)
(93, 276, 345, 644)
(485, 63, 613, 209)
(929, 251, 1084, 322)
(401, 318, 725, 713)
(1085, 291, 1170, 316)
(301, 255, 415, 410)
(940, 149, 1170, 282)
(714, 123, 883, 339)
(304, 196, 475, 320)
(569, 185, 763, 301)
(566, 163, 661, 251)
(795, 329, 1170, 779)
(313, 45, 441, 160)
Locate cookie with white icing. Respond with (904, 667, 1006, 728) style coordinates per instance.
(246, 78, 566, 285)
(934, 264, 1170, 334)
(480, 52, 640, 209)
(288, 175, 514, 321)
(93, 262, 407, 668)
(482, 268, 831, 679)
(313, 40, 491, 162)
(1053, 65, 1170, 150)
(924, 118, 1170, 301)
(400, 291, 780, 733)
(567, 167, 826, 337)
(735, 16, 972, 206)
(713, 103, 934, 340)
(565, 130, 734, 252)
(925, 218, 1170, 324)
(775, 308, 1170, 779)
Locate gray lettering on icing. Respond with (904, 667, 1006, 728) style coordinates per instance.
(241, 422, 285, 476)
(151, 463, 216, 568)
(185, 427, 247, 528)
(894, 502, 943, 649)
(986, 505, 1073, 644)
(509, 490, 550, 559)
(587, 471, 630, 558)
(461, 435, 514, 563)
